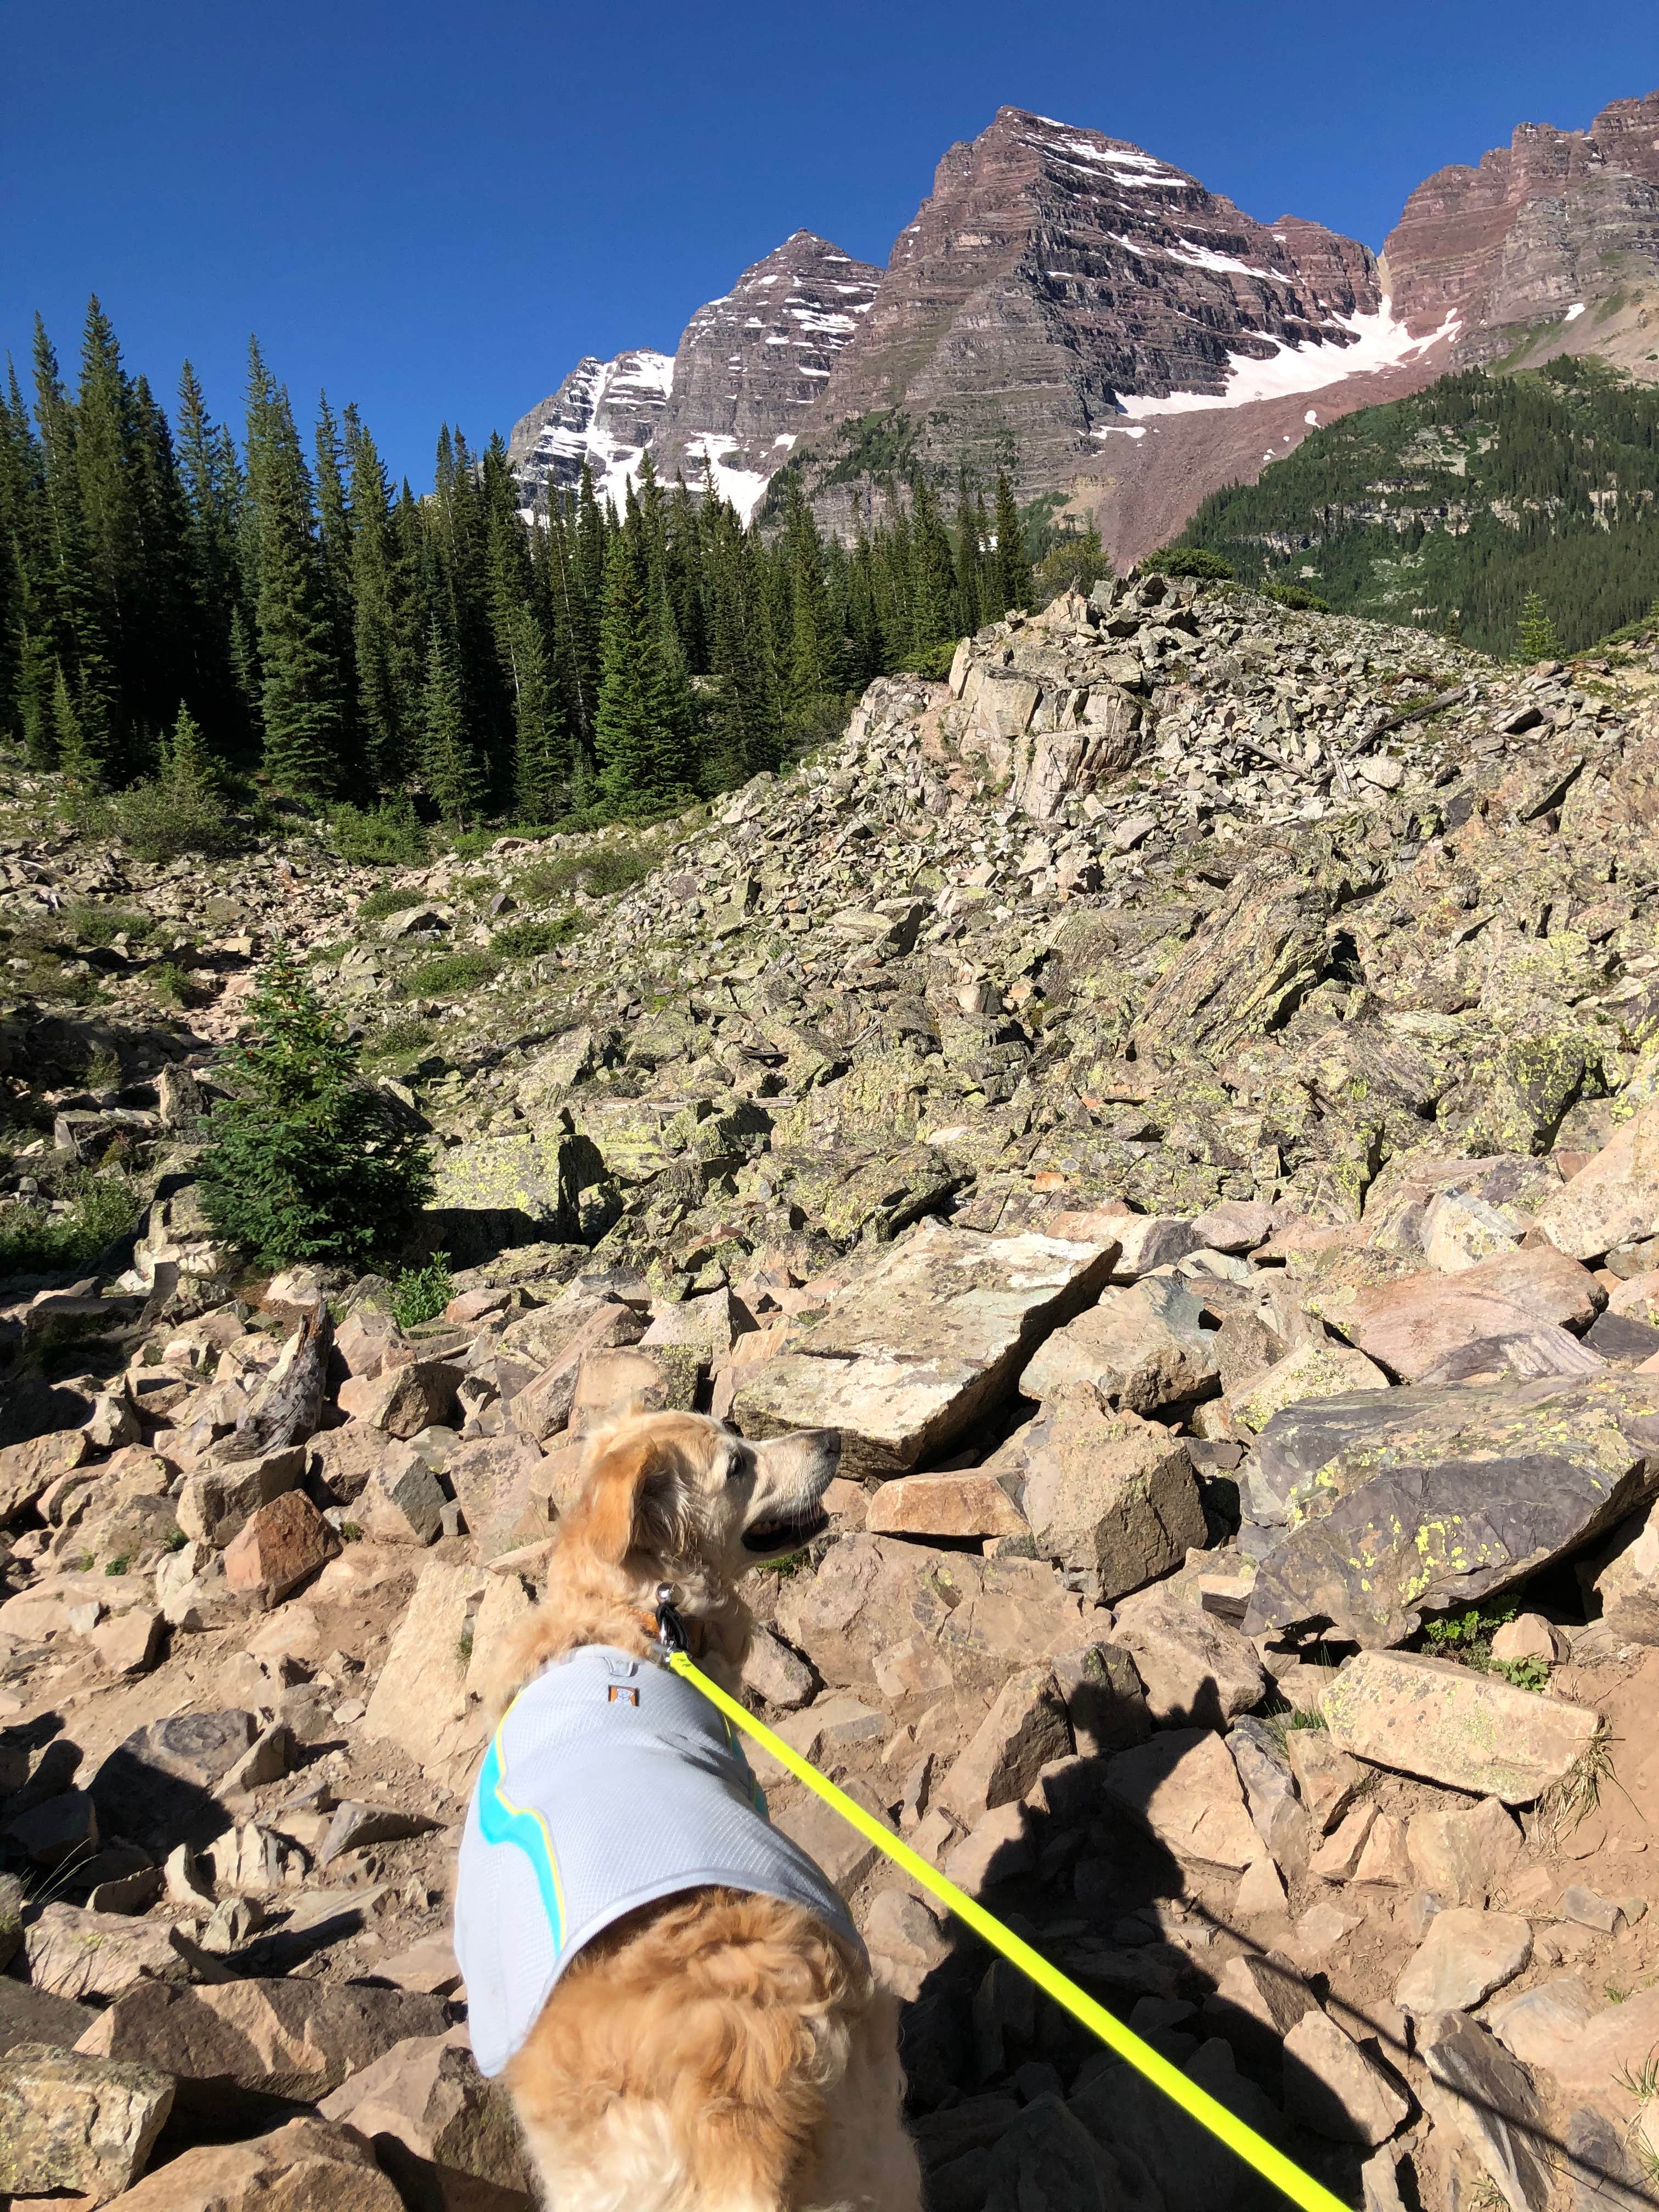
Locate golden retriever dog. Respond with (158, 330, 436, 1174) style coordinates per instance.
(456, 1409, 923, 2212)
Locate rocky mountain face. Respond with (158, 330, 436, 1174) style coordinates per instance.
(798, 109, 1404, 524)
(1384, 89, 1659, 373)
(645, 230, 882, 514)
(10, 598, 1659, 2204)
(503, 347, 673, 512)
(508, 88, 1659, 565)
(507, 232, 880, 523)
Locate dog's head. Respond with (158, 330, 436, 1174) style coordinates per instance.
(561, 1411, 842, 1590)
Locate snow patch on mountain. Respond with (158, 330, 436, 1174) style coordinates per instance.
(1116, 300, 1462, 416)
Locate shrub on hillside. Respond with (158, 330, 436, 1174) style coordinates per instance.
(330, 798, 430, 867)
(397, 949, 500, 999)
(0, 1175, 137, 1278)
(491, 914, 585, 960)
(1265, 581, 1331, 613)
(111, 706, 247, 861)
(199, 945, 433, 1267)
(1142, 546, 1235, 581)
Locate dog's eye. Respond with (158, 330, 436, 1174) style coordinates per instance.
(724, 1457, 746, 1486)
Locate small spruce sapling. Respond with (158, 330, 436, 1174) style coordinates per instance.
(1517, 591, 1559, 662)
(199, 943, 433, 1266)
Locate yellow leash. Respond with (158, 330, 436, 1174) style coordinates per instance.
(668, 1647, 1354, 2212)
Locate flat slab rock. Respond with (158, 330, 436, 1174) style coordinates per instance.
(773, 1532, 1097, 1697)
(1243, 1372, 1659, 1646)
(1322, 1650, 1600, 1803)
(108, 2115, 404, 2211)
(733, 1220, 1116, 1477)
(1329, 1244, 1600, 1381)
(75, 1978, 450, 2109)
(1102, 1726, 1265, 1873)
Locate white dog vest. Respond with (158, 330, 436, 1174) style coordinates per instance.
(454, 1644, 865, 2078)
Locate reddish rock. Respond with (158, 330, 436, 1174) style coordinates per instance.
(865, 1472, 1027, 1540)
(223, 1491, 338, 1607)
(1334, 1244, 1600, 1381)
(336, 1357, 462, 1438)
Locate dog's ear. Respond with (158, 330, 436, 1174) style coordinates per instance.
(571, 1429, 688, 1567)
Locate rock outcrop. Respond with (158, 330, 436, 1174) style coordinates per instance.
(1384, 89, 1659, 374)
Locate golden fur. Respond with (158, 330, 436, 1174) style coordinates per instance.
(484, 1411, 924, 2212)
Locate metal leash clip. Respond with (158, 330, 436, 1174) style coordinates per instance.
(652, 1583, 688, 1655)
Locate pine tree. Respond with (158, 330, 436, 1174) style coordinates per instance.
(244, 342, 343, 793)
(421, 618, 484, 825)
(954, 469, 984, 636)
(198, 941, 433, 1267)
(594, 529, 695, 812)
(991, 473, 1031, 618)
(909, 474, 961, 664)
(165, 701, 224, 798)
(1517, 590, 1559, 661)
(50, 661, 102, 788)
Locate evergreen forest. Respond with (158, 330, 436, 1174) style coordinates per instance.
(1171, 356, 1659, 657)
(0, 301, 1102, 843)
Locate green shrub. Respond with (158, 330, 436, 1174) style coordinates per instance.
(358, 885, 428, 923)
(0, 1174, 137, 1277)
(909, 640, 960, 682)
(63, 906, 157, 949)
(391, 1251, 453, 1329)
(363, 1017, 433, 1060)
(515, 839, 659, 905)
(1265, 582, 1332, 613)
(111, 778, 244, 861)
(329, 798, 430, 867)
(492, 913, 585, 960)
(198, 944, 434, 1267)
(1143, 546, 1235, 581)
(148, 961, 196, 1007)
(398, 949, 500, 1000)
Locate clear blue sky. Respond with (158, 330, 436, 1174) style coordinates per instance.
(8, 0, 1658, 489)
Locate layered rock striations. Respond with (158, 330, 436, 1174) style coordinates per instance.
(508, 232, 880, 521)
(806, 109, 1391, 501)
(648, 230, 882, 513)
(505, 348, 673, 512)
(1383, 88, 1659, 369)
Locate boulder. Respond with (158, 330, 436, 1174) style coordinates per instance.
(865, 1472, 1028, 1541)
(995, 1387, 1204, 1599)
(106, 2116, 405, 2210)
(1394, 1907, 1532, 2013)
(734, 1220, 1116, 1477)
(1423, 2012, 1553, 2212)
(936, 1668, 1071, 1822)
(76, 1978, 449, 2109)
(223, 1488, 338, 1606)
(1284, 1731, 1364, 1835)
(1282, 2010, 1409, 2146)
(88, 1709, 258, 1847)
(318, 2024, 532, 2200)
(1406, 1796, 1523, 1905)
(176, 1445, 305, 1548)
(1332, 1245, 1601, 1381)
(1232, 1338, 1390, 1434)
(360, 1558, 489, 1781)
(1536, 1100, 1659, 1261)
(1020, 1276, 1220, 1414)
(1227, 1718, 1311, 1871)
(1244, 1372, 1659, 1647)
(337, 1356, 464, 1438)
(1586, 1497, 1659, 1642)
(1110, 1576, 1266, 1728)
(739, 1624, 816, 1709)
(773, 1533, 1093, 1698)
(1322, 1650, 1601, 1803)
(24, 1905, 190, 2002)
(1103, 1729, 1265, 1873)
(507, 1300, 650, 1443)
(0, 2042, 173, 2205)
